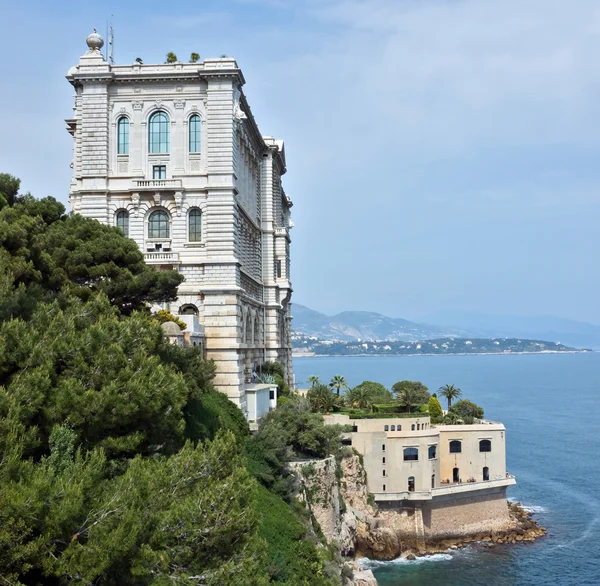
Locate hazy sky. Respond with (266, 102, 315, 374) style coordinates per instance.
(1, 0, 599, 323)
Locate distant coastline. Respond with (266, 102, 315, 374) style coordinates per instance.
(292, 349, 593, 358)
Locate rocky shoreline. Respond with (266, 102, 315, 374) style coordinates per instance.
(383, 501, 547, 561)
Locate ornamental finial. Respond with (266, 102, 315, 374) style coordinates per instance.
(86, 29, 104, 52)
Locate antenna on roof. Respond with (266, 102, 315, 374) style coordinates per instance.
(106, 17, 114, 64)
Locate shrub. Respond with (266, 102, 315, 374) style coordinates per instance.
(449, 399, 484, 424)
(428, 396, 444, 423)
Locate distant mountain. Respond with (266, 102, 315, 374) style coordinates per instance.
(291, 304, 470, 342)
(292, 304, 600, 349)
(420, 311, 600, 349)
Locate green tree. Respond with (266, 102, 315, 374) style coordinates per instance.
(308, 383, 339, 413)
(153, 308, 187, 330)
(0, 172, 21, 209)
(135, 56, 143, 64)
(190, 52, 200, 62)
(329, 374, 348, 396)
(307, 374, 321, 388)
(428, 395, 444, 423)
(439, 383, 463, 410)
(350, 381, 392, 406)
(261, 360, 291, 397)
(392, 381, 430, 412)
(449, 399, 484, 424)
(165, 51, 178, 63)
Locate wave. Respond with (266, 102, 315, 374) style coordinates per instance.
(507, 498, 548, 514)
(358, 553, 453, 568)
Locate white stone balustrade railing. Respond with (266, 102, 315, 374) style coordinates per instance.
(135, 179, 182, 189)
(144, 252, 180, 264)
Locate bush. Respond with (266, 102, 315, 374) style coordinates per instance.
(449, 399, 484, 424)
(428, 396, 444, 423)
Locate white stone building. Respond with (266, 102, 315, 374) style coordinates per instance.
(66, 31, 294, 421)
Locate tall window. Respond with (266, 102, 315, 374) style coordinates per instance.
(428, 445, 437, 460)
(188, 209, 201, 242)
(189, 114, 201, 153)
(148, 210, 170, 239)
(117, 117, 129, 154)
(479, 440, 492, 453)
(149, 111, 170, 153)
(449, 440, 462, 454)
(404, 448, 418, 461)
(116, 210, 129, 237)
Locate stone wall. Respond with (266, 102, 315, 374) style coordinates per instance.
(422, 486, 512, 540)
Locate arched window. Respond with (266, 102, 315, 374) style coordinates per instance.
(149, 111, 170, 153)
(188, 208, 201, 242)
(408, 476, 415, 492)
(179, 304, 198, 316)
(116, 210, 129, 237)
(404, 448, 418, 461)
(431, 474, 435, 488)
(148, 210, 170, 239)
(428, 445, 437, 459)
(397, 424, 402, 431)
(449, 440, 462, 454)
(384, 425, 389, 431)
(117, 117, 129, 154)
(391, 425, 395, 431)
(483, 466, 490, 481)
(189, 114, 201, 153)
(479, 439, 492, 453)
(411, 424, 415, 431)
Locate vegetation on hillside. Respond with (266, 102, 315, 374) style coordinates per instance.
(0, 174, 339, 585)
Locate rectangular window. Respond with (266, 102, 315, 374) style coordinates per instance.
(153, 165, 166, 179)
(382, 444, 386, 451)
(269, 390, 275, 400)
(383, 470, 386, 477)
(382, 457, 385, 464)
(383, 485, 386, 491)
(276, 259, 282, 278)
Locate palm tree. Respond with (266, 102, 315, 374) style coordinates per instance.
(439, 384, 462, 410)
(308, 384, 338, 413)
(329, 375, 348, 397)
(396, 387, 422, 413)
(346, 385, 375, 410)
(189, 52, 200, 63)
(307, 375, 321, 389)
(165, 52, 178, 63)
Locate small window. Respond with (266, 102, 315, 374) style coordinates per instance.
(397, 424, 402, 431)
(431, 474, 435, 489)
(189, 114, 201, 153)
(116, 210, 129, 237)
(450, 440, 462, 454)
(382, 444, 386, 451)
(383, 470, 386, 477)
(411, 424, 415, 431)
(352, 425, 358, 432)
(148, 210, 170, 239)
(269, 390, 275, 401)
(479, 439, 492, 453)
(153, 165, 166, 179)
(483, 466, 490, 481)
(117, 116, 129, 154)
(188, 208, 201, 242)
(391, 425, 395, 431)
(276, 259, 282, 278)
(408, 476, 415, 492)
(383, 484, 386, 491)
(428, 445, 437, 459)
(384, 425, 389, 431)
(149, 111, 170, 153)
(382, 457, 385, 464)
(404, 448, 418, 461)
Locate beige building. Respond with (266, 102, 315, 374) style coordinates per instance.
(325, 413, 516, 538)
(65, 31, 293, 423)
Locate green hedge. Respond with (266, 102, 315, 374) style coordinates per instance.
(344, 411, 430, 420)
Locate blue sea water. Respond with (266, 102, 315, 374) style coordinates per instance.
(293, 353, 600, 586)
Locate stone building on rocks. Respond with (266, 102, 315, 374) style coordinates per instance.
(66, 31, 293, 423)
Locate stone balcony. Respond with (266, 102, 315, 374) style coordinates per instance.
(372, 476, 517, 502)
(144, 251, 180, 264)
(134, 179, 182, 190)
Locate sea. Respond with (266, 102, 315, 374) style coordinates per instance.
(293, 353, 600, 586)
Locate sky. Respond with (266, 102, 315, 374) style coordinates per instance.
(1, 0, 599, 323)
